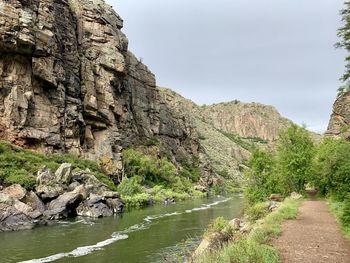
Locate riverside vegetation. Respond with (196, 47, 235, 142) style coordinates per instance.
(0, 141, 204, 210)
(193, 124, 350, 262)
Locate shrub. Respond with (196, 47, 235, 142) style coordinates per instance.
(341, 195, 350, 228)
(246, 202, 268, 221)
(117, 176, 143, 196)
(205, 217, 231, 236)
(313, 138, 350, 201)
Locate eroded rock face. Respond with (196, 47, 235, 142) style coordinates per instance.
(0, 0, 201, 181)
(326, 91, 350, 139)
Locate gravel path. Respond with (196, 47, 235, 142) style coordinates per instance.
(272, 200, 350, 263)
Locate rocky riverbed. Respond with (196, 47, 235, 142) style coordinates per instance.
(0, 163, 124, 232)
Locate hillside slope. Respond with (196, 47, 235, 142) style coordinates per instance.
(160, 88, 295, 184)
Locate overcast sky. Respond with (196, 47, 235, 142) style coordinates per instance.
(108, 0, 346, 133)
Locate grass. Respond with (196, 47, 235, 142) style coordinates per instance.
(0, 141, 116, 190)
(328, 199, 350, 240)
(194, 198, 302, 263)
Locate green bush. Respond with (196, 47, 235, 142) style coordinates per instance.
(246, 202, 268, 221)
(122, 193, 151, 209)
(117, 176, 143, 196)
(244, 150, 280, 204)
(205, 217, 231, 236)
(341, 195, 350, 228)
(313, 138, 350, 201)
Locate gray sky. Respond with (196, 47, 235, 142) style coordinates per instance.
(108, 0, 346, 133)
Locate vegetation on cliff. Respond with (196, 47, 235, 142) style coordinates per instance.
(0, 141, 116, 190)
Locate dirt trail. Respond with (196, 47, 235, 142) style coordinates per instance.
(272, 200, 350, 263)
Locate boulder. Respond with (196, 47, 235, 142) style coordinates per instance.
(0, 192, 15, 205)
(268, 201, 279, 212)
(1, 184, 27, 200)
(45, 192, 83, 220)
(36, 167, 56, 185)
(229, 218, 241, 230)
(36, 184, 64, 201)
(24, 191, 46, 213)
(0, 204, 35, 231)
(76, 200, 113, 218)
(55, 163, 72, 184)
(14, 200, 42, 219)
(269, 194, 284, 202)
(106, 198, 124, 213)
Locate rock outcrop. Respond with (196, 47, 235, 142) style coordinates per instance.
(0, 163, 124, 231)
(0, 0, 201, 182)
(160, 88, 293, 182)
(326, 91, 350, 139)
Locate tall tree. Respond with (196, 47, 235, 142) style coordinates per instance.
(276, 124, 315, 193)
(337, 1, 350, 83)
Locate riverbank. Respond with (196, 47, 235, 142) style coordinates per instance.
(0, 195, 243, 263)
(191, 196, 302, 263)
(0, 141, 215, 231)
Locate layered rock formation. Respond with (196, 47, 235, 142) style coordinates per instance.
(0, 0, 200, 180)
(160, 88, 293, 182)
(199, 102, 291, 143)
(326, 91, 350, 139)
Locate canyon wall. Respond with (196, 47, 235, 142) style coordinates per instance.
(0, 0, 201, 181)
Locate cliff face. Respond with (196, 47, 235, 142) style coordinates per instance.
(326, 91, 350, 139)
(160, 88, 292, 182)
(0, 0, 200, 180)
(199, 102, 292, 143)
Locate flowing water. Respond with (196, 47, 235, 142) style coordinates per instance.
(0, 195, 243, 263)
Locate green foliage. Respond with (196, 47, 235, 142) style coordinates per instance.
(195, 198, 301, 263)
(245, 202, 268, 221)
(336, 2, 350, 82)
(120, 148, 204, 208)
(313, 138, 350, 201)
(276, 124, 315, 194)
(205, 217, 232, 236)
(3, 169, 36, 190)
(329, 199, 350, 240)
(144, 138, 160, 147)
(244, 150, 281, 204)
(244, 124, 315, 205)
(0, 141, 115, 190)
(122, 193, 151, 209)
(117, 176, 143, 196)
(341, 196, 350, 228)
(219, 131, 255, 151)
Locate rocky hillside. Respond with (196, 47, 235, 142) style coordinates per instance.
(326, 91, 350, 139)
(0, 0, 202, 182)
(160, 88, 293, 183)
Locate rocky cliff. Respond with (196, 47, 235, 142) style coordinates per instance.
(326, 91, 350, 139)
(0, 0, 201, 181)
(160, 88, 293, 183)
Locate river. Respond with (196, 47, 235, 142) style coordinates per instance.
(0, 195, 243, 263)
